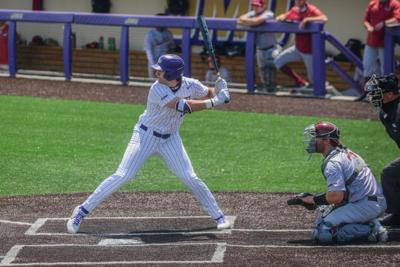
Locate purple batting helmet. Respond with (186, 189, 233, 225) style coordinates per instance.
(152, 54, 184, 81)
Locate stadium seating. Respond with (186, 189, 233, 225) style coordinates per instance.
(17, 45, 360, 90)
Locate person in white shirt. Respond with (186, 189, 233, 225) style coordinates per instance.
(144, 13, 176, 78)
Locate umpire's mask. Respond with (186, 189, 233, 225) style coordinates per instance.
(365, 75, 384, 108)
(365, 73, 399, 108)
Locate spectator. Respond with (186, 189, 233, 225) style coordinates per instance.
(238, 0, 281, 92)
(274, 0, 327, 89)
(144, 13, 176, 78)
(205, 56, 231, 83)
(362, 0, 400, 82)
(0, 21, 9, 69)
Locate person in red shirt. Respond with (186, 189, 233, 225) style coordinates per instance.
(363, 0, 400, 82)
(0, 21, 9, 66)
(274, 0, 327, 89)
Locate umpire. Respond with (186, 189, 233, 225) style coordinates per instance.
(365, 73, 400, 227)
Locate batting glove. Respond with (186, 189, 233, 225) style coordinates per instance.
(212, 88, 230, 106)
(214, 77, 228, 95)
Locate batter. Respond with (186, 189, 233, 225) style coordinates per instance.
(67, 54, 231, 234)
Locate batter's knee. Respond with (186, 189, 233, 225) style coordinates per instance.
(114, 169, 134, 183)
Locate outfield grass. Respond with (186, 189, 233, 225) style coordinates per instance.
(0, 95, 395, 196)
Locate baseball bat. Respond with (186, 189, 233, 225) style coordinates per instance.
(197, 15, 220, 77)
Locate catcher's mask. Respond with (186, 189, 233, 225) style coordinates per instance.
(303, 122, 340, 156)
(364, 73, 399, 108)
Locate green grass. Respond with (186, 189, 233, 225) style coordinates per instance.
(0, 95, 395, 196)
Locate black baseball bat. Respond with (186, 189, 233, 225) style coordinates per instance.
(197, 15, 220, 76)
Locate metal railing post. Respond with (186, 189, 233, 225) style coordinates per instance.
(8, 21, 17, 77)
(312, 31, 326, 96)
(119, 26, 129, 85)
(63, 22, 72, 81)
(245, 31, 256, 93)
(182, 28, 191, 77)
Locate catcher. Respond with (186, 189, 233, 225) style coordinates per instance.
(288, 121, 388, 244)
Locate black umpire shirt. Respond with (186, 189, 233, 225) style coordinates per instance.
(380, 96, 400, 148)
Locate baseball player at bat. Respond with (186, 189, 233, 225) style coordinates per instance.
(67, 54, 231, 234)
(289, 121, 388, 244)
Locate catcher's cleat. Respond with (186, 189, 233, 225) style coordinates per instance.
(67, 205, 89, 234)
(368, 218, 388, 243)
(380, 214, 400, 228)
(215, 216, 231, 230)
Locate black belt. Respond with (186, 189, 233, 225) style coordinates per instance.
(258, 45, 275, 51)
(140, 124, 171, 139)
(367, 196, 378, 202)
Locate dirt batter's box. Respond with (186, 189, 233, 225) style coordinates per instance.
(24, 216, 237, 236)
(0, 216, 237, 265)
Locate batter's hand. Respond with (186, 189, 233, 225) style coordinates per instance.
(214, 77, 227, 95)
(212, 89, 230, 106)
(287, 192, 317, 211)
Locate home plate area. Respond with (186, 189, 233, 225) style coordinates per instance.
(2, 192, 400, 266)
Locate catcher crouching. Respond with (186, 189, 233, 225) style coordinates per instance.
(288, 122, 388, 244)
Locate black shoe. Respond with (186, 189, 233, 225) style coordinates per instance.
(380, 214, 400, 227)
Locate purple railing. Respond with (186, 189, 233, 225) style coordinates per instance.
(384, 25, 400, 74)
(324, 32, 364, 93)
(0, 9, 327, 95)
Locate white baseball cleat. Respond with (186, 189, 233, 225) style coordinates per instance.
(66, 206, 88, 234)
(368, 218, 388, 243)
(215, 216, 231, 230)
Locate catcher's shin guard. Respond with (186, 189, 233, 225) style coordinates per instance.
(336, 223, 372, 243)
(313, 221, 335, 244)
(368, 219, 388, 243)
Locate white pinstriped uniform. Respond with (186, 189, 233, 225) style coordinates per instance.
(80, 77, 224, 220)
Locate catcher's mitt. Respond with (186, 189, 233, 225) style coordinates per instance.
(287, 192, 317, 210)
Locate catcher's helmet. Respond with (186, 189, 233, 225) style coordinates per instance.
(152, 54, 184, 81)
(364, 73, 399, 108)
(303, 122, 340, 154)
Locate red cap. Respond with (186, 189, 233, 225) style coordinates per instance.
(251, 0, 265, 7)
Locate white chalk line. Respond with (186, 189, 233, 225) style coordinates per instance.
(0, 243, 227, 266)
(234, 228, 309, 232)
(211, 243, 227, 263)
(24, 218, 47, 235)
(25, 216, 236, 236)
(47, 215, 233, 220)
(1, 245, 23, 265)
(227, 244, 400, 249)
(0, 220, 33, 226)
(2, 242, 400, 266)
